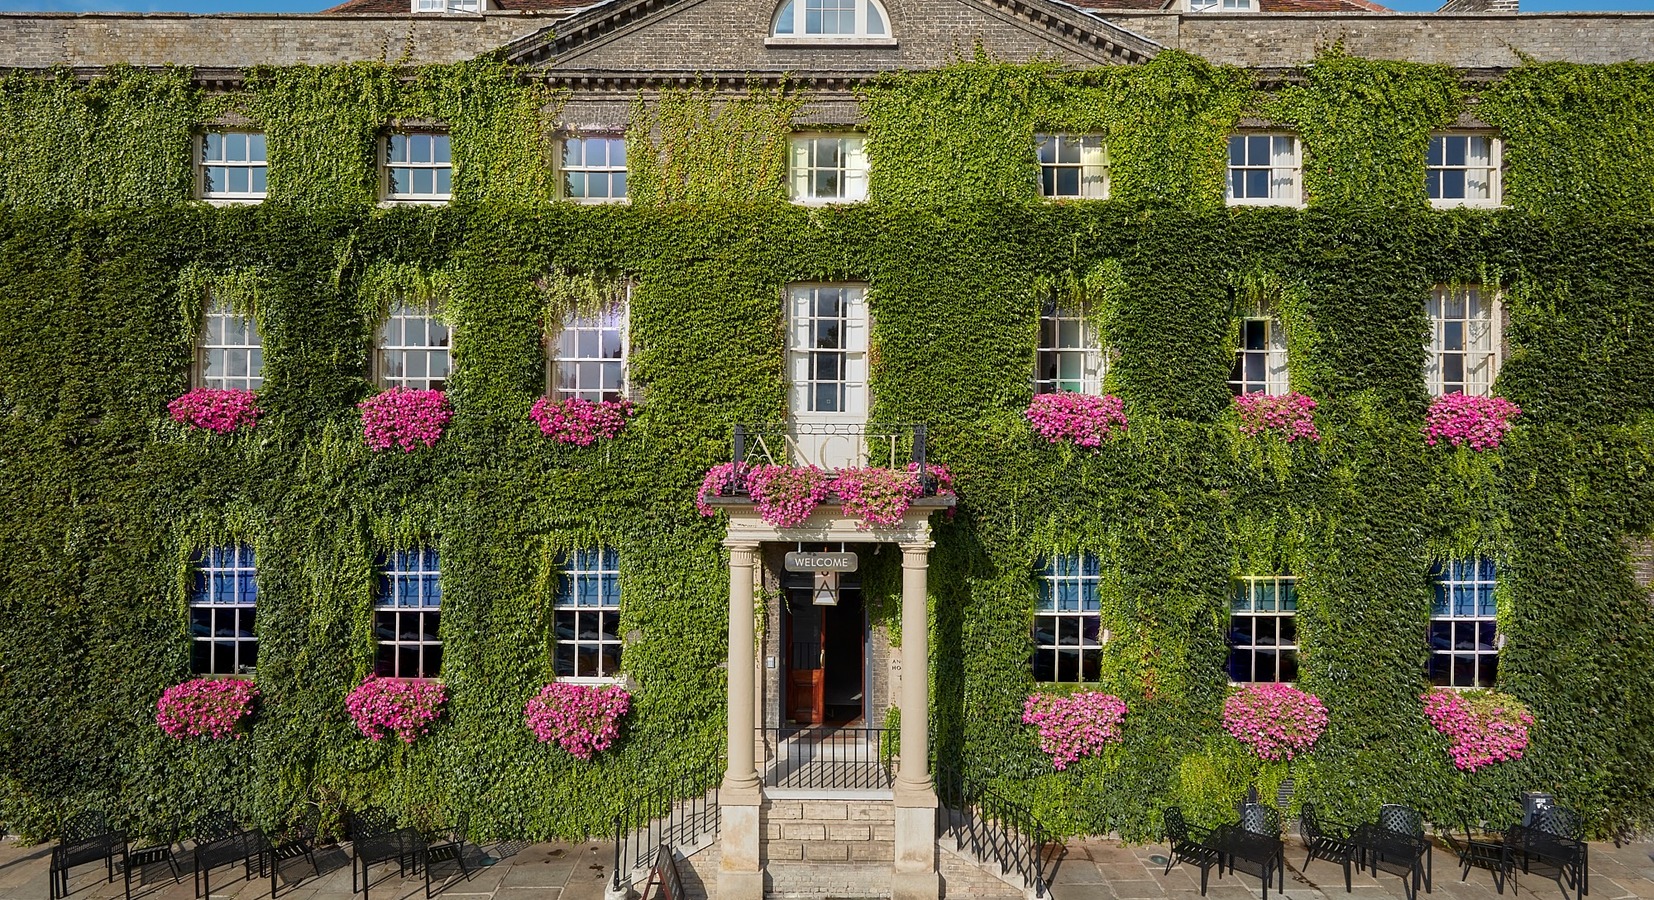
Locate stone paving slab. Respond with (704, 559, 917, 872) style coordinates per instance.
(6, 832, 1653, 900)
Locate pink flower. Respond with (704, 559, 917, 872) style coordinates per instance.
(1422, 688, 1532, 772)
(696, 462, 747, 516)
(156, 678, 258, 739)
(746, 465, 834, 527)
(1234, 392, 1320, 442)
(530, 397, 636, 446)
(345, 675, 446, 743)
(1424, 394, 1521, 452)
(833, 467, 923, 528)
(1022, 692, 1128, 771)
(1025, 393, 1129, 448)
(524, 682, 632, 760)
(169, 388, 260, 434)
(359, 388, 451, 452)
(1222, 684, 1328, 761)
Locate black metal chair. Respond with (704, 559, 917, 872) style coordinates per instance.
(411, 811, 472, 898)
(50, 811, 125, 900)
(1445, 824, 1515, 895)
(121, 825, 182, 900)
(1510, 805, 1587, 900)
(1163, 806, 1224, 895)
(1353, 804, 1433, 900)
(1300, 802, 1362, 892)
(191, 811, 260, 900)
(349, 809, 417, 900)
(1238, 801, 1283, 836)
(258, 807, 321, 898)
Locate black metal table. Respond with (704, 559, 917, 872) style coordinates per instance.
(1444, 830, 1513, 894)
(1506, 823, 1588, 900)
(1211, 824, 1285, 899)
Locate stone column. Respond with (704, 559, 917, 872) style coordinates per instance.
(719, 539, 764, 900)
(892, 539, 939, 900)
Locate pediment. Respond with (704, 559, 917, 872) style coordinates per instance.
(503, 0, 1161, 78)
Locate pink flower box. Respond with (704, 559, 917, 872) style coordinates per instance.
(346, 675, 446, 743)
(697, 463, 957, 529)
(530, 397, 636, 446)
(1424, 394, 1522, 452)
(360, 388, 451, 452)
(1234, 392, 1320, 442)
(1422, 688, 1533, 772)
(1222, 683, 1328, 761)
(524, 682, 632, 760)
(1026, 392, 1129, 448)
(169, 388, 260, 434)
(156, 677, 258, 739)
(1022, 691, 1128, 771)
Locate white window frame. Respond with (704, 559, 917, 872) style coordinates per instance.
(1036, 293, 1105, 395)
(1189, 0, 1254, 9)
(383, 132, 453, 203)
(199, 131, 267, 203)
(770, 0, 891, 40)
(1227, 575, 1298, 684)
(375, 548, 442, 679)
(413, 0, 480, 12)
(1229, 314, 1288, 396)
(376, 303, 452, 391)
(1425, 285, 1501, 398)
(789, 134, 868, 205)
(1226, 133, 1302, 207)
(549, 292, 629, 402)
(786, 284, 869, 469)
(196, 300, 264, 391)
(1429, 558, 1500, 689)
(554, 547, 623, 682)
(189, 545, 258, 676)
(1036, 134, 1108, 200)
(560, 134, 628, 205)
(1427, 133, 1502, 209)
(1032, 552, 1108, 684)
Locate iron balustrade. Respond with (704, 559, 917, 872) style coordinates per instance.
(936, 764, 1059, 899)
(727, 422, 934, 483)
(609, 768, 722, 895)
(758, 726, 895, 791)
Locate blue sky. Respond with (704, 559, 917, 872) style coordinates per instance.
(0, 0, 1647, 15)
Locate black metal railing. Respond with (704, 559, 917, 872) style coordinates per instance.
(758, 726, 894, 791)
(609, 768, 721, 894)
(936, 764, 1059, 898)
(727, 422, 933, 483)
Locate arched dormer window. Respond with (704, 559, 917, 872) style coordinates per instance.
(771, 0, 891, 40)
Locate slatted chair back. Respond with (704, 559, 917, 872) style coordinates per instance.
(1378, 804, 1424, 838)
(1299, 802, 1325, 844)
(1164, 807, 1193, 843)
(1534, 805, 1584, 841)
(1239, 801, 1282, 836)
(62, 811, 113, 844)
(347, 809, 407, 865)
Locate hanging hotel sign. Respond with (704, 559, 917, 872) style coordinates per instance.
(785, 551, 859, 573)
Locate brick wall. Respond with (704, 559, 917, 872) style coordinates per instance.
(1629, 536, 1654, 593)
(762, 798, 896, 896)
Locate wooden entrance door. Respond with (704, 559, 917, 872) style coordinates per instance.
(786, 597, 825, 724)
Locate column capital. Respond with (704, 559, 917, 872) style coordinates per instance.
(723, 537, 762, 551)
(725, 539, 761, 565)
(899, 540, 934, 567)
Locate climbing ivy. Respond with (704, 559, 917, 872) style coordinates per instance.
(0, 50, 1652, 847)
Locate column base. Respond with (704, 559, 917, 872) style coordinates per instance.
(718, 794, 763, 900)
(717, 868, 765, 900)
(892, 869, 941, 900)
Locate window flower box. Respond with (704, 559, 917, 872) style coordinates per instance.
(346, 675, 446, 743)
(530, 397, 636, 446)
(1424, 394, 1521, 451)
(1234, 391, 1320, 442)
(697, 462, 956, 528)
(360, 387, 451, 452)
(1222, 683, 1327, 761)
(1422, 688, 1532, 772)
(1025, 392, 1129, 447)
(1022, 691, 1127, 771)
(169, 388, 260, 434)
(156, 677, 258, 740)
(524, 682, 632, 760)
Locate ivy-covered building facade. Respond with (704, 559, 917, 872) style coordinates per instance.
(3, 0, 1654, 896)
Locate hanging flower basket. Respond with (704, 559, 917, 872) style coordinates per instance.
(524, 682, 632, 760)
(1422, 688, 1533, 772)
(1022, 691, 1128, 771)
(1222, 683, 1328, 761)
(1025, 392, 1129, 447)
(345, 675, 446, 743)
(169, 388, 260, 434)
(1424, 394, 1521, 452)
(1234, 392, 1320, 442)
(530, 397, 636, 446)
(360, 388, 451, 452)
(156, 677, 258, 740)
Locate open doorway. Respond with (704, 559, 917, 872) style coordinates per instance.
(784, 587, 866, 726)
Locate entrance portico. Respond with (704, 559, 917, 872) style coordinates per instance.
(711, 498, 951, 900)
